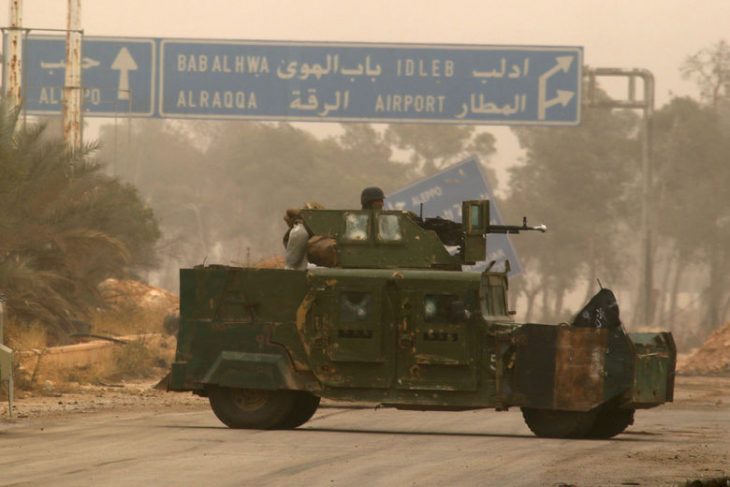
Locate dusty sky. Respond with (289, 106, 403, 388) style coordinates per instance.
(3, 0, 729, 185)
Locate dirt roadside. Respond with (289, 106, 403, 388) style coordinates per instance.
(0, 378, 208, 420)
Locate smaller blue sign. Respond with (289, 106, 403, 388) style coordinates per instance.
(22, 36, 156, 116)
(386, 156, 522, 275)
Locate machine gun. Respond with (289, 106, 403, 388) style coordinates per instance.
(416, 215, 546, 246)
(412, 203, 546, 265)
(488, 217, 547, 234)
(461, 201, 546, 264)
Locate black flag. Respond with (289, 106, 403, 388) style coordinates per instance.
(571, 288, 621, 329)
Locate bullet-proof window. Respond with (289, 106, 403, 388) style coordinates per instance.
(489, 285, 507, 317)
(377, 214, 402, 242)
(344, 213, 370, 241)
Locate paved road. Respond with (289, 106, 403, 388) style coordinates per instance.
(1, 377, 728, 487)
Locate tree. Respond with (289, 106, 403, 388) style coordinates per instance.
(681, 40, 730, 108)
(506, 103, 638, 322)
(0, 105, 160, 340)
(96, 119, 211, 286)
(384, 124, 490, 173)
(653, 97, 730, 329)
(678, 40, 730, 328)
(95, 119, 500, 291)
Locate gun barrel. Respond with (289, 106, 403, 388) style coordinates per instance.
(488, 220, 547, 234)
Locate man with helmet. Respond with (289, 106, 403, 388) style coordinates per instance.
(360, 186, 385, 210)
(283, 187, 386, 269)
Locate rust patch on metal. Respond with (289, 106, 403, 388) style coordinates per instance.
(408, 364, 421, 378)
(414, 353, 461, 366)
(319, 364, 335, 373)
(553, 327, 608, 410)
(317, 364, 344, 383)
(292, 359, 309, 371)
(295, 289, 318, 356)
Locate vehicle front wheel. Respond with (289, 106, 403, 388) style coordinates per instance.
(208, 387, 297, 429)
(521, 407, 598, 439)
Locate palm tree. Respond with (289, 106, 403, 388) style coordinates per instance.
(0, 103, 160, 342)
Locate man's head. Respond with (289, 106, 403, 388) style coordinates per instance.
(361, 186, 385, 209)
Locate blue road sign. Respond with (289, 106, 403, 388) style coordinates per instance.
(22, 36, 155, 116)
(18, 36, 581, 124)
(160, 40, 581, 124)
(386, 157, 522, 275)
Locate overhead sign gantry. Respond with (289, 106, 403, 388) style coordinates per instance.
(19, 36, 582, 124)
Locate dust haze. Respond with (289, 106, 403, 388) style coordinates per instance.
(5, 0, 730, 349)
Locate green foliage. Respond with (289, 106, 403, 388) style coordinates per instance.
(0, 103, 160, 340)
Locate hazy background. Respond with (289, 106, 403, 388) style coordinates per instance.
(2, 0, 729, 348)
(3, 0, 728, 183)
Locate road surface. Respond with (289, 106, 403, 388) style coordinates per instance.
(1, 376, 728, 486)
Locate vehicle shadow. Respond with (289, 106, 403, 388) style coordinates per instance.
(294, 426, 654, 441)
(153, 423, 655, 441)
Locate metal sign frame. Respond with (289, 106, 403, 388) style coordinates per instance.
(14, 35, 582, 125)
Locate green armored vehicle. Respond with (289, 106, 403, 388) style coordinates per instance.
(168, 199, 676, 438)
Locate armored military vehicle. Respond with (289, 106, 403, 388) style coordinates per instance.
(168, 200, 676, 438)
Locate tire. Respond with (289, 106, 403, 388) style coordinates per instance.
(587, 406, 635, 439)
(277, 392, 321, 429)
(208, 387, 297, 429)
(521, 407, 598, 439)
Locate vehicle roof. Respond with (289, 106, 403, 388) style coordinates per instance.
(307, 267, 483, 282)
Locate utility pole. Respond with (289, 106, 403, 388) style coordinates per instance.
(3, 0, 23, 112)
(62, 0, 83, 150)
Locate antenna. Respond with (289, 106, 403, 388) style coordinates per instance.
(597, 278, 604, 290)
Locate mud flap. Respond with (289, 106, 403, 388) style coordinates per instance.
(506, 324, 633, 411)
(200, 351, 319, 392)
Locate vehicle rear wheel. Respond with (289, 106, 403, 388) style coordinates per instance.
(208, 387, 296, 429)
(277, 391, 321, 429)
(587, 406, 635, 439)
(521, 407, 598, 439)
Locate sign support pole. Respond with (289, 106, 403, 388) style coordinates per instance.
(586, 68, 655, 327)
(62, 0, 83, 151)
(3, 0, 23, 113)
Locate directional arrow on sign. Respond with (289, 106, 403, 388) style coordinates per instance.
(111, 47, 138, 101)
(544, 89, 575, 111)
(537, 56, 575, 120)
(542, 56, 574, 80)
